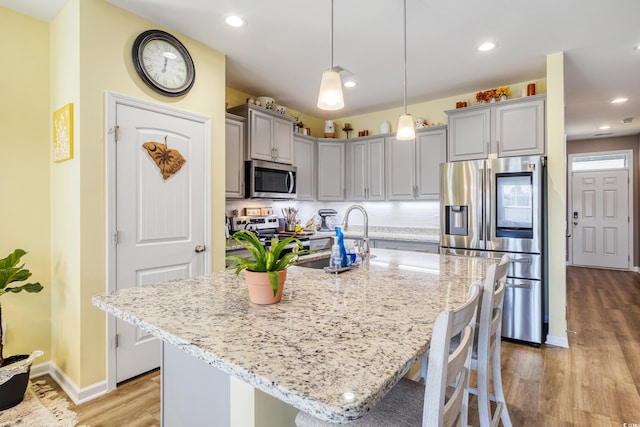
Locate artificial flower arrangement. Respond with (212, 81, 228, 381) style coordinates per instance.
(475, 91, 488, 102)
(476, 86, 512, 103)
(496, 86, 511, 99)
(484, 88, 497, 101)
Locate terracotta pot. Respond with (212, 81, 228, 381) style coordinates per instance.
(245, 270, 286, 304)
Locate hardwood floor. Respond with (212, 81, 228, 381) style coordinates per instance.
(41, 266, 640, 426)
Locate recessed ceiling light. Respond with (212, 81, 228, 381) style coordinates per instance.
(225, 15, 246, 27)
(611, 97, 628, 104)
(598, 125, 611, 130)
(634, 44, 640, 51)
(343, 81, 357, 88)
(477, 42, 497, 52)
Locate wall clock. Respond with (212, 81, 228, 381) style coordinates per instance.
(132, 29, 195, 97)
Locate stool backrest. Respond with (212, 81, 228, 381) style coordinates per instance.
(477, 255, 509, 362)
(423, 282, 481, 427)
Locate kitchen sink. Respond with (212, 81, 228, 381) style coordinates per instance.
(296, 257, 330, 270)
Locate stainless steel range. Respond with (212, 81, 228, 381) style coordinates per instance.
(230, 214, 311, 249)
(440, 155, 546, 345)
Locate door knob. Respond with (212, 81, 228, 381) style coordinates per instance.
(195, 245, 206, 253)
(573, 221, 578, 226)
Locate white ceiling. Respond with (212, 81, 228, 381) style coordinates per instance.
(3, 0, 640, 141)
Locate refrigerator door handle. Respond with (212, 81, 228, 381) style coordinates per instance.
(485, 166, 492, 245)
(479, 167, 485, 242)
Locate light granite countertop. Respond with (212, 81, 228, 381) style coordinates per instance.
(226, 227, 440, 251)
(92, 249, 490, 423)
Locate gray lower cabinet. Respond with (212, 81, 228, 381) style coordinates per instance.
(309, 237, 332, 251)
(372, 239, 439, 253)
(317, 140, 346, 201)
(293, 135, 316, 201)
(348, 136, 385, 201)
(386, 126, 446, 200)
(446, 95, 545, 161)
(225, 114, 245, 199)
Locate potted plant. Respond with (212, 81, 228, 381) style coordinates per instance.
(226, 230, 307, 304)
(0, 249, 44, 410)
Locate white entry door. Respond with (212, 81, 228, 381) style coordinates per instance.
(115, 101, 208, 383)
(572, 169, 629, 269)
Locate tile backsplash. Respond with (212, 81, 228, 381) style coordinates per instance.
(226, 199, 441, 229)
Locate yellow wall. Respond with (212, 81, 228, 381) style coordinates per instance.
(48, 0, 227, 387)
(546, 53, 567, 342)
(333, 79, 547, 138)
(0, 8, 52, 363)
(50, 0, 82, 383)
(226, 87, 325, 138)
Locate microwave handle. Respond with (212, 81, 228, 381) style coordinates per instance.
(286, 171, 295, 194)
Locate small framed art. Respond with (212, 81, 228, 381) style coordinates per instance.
(53, 103, 73, 163)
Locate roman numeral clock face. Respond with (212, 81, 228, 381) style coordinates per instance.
(132, 30, 195, 96)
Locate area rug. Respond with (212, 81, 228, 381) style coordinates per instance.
(0, 379, 79, 426)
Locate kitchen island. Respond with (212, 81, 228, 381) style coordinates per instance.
(92, 249, 492, 426)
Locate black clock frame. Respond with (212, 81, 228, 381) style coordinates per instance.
(132, 29, 195, 97)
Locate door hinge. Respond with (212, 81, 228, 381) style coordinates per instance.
(113, 230, 120, 245)
(115, 333, 119, 348)
(109, 125, 120, 142)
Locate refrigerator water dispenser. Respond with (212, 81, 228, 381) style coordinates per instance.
(445, 206, 468, 236)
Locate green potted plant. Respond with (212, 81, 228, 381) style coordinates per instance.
(0, 249, 44, 410)
(226, 230, 307, 304)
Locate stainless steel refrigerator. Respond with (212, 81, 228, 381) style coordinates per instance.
(440, 155, 545, 344)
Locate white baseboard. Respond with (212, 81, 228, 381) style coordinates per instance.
(30, 360, 51, 378)
(47, 360, 108, 405)
(545, 334, 569, 348)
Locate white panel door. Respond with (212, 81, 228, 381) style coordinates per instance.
(572, 170, 629, 269)
(115, 103, 207, 382)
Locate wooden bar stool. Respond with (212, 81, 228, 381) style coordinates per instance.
(471, 255, 512, 427)
(421, 255, 512, 427)
(295, 282, 481, 427)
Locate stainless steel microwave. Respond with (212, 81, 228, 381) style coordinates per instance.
(245, 160, 297, 199)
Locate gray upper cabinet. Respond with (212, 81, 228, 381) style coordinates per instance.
(494, 97, 545, 157)
(447, 108, 491, 161)
(227, 104, 294, 164)
(446, 95, 545, 161)
(317, 139, 345, 201)
(225, 114, 245, 199)
(386, 126, 446, 200)
(293, 134, 316, 201)
(348, 136, 385, 201)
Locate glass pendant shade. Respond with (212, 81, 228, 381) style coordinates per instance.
(317, 69, 344, 110)
(396, 113, 415, 140)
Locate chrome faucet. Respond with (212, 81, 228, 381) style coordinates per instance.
(342, 204, 370, 259)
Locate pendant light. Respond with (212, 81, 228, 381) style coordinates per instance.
(317, 0, 344, 110)
(396, 0, 415, 140)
